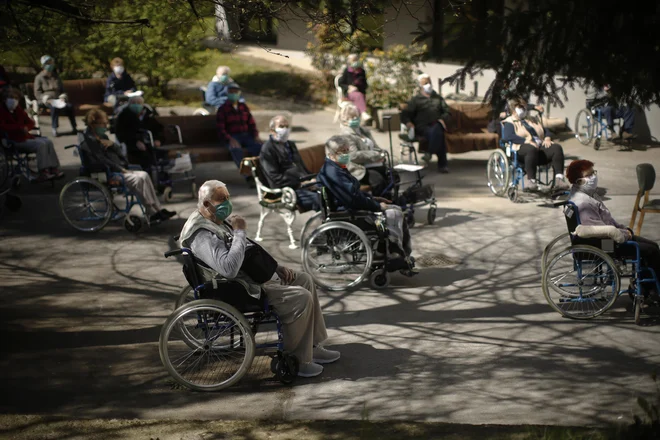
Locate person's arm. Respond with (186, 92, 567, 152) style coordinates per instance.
(323, 167, 381, 212)
(104, 75, 114, 100)
(245, 106, 258, 139)
(501, 122, 527, 144)
(20, 108, 35, 132)
(260, 142, 295, 189)
(347, 136, 382, 164)
(338, 68, 350, 95)
(216, 105, 231, 143)
(190, 229, 248, 279)
(598, 202, 627, 230)
(400, 97, 416, 125)
(115, 111, 140, 149)
(125, 73, 136, 92)
(81, 136, 125, 172)
(438, 96, 451, 123)
(57, 76, 65, 95)
(34, 75, 44, 101)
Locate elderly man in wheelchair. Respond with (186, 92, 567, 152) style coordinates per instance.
(177, 180, 340, 380)
(301, 136, 416, 291)
(542, 159, 659, 324)
(79, 109, 175, 224)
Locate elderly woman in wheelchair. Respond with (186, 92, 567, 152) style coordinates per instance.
(302, 136, 416, 291)
(542, 160, 659, 324)
(172, 180, 339, 384)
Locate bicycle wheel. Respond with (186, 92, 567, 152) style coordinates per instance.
(302, 221, 373, 291)
(542, 245, 620, 319)
(574, 109, 594, 145)
(159, 299, 255, 392)
(486, 149, 511, 197)
(59, 178, 113, 232)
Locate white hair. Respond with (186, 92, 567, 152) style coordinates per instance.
(216, 66, 230, 76)
(128, 96, 144, 105)
(347, 53, 359, 63)
(417, 73, 430, 83)
(339, 103, 359, 125)
(197, 180, 226, 210)
(269, 115, 289, 131)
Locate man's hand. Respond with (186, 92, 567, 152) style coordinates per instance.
(301, 178, 316, 186)
(154, 140, 161, 148)
(623, 229, 633, 241)
(276, 265, 296, 284)
(229, 138, 241, 149)
(373, 196, 391, 203)
(406, 122, 415, 129)
(542, 137, 552, 148)
(228, 215, 247, 230)
(380, 202, 388, 211)
(100, 139, 115, 149)
(535, 105, 544, 113)
(438, 119, 448, 131)
(136, 140, 147, 151)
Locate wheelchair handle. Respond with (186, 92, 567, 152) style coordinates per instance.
(164, 249, 184, 258)
(64, 145, 77, 150)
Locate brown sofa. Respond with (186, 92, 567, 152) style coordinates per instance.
(21, 78, 112, 115)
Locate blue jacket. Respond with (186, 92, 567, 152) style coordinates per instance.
(104, 72, 136, 102)
(205, 80, 229, 107)
(317, 158, 381, 212)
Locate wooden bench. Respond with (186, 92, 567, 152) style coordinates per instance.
(21, 78, 112, 116)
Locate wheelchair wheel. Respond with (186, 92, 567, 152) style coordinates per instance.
(594, 137, 601, 151)
(427, 204, 437, 225)
(159, 299, 255, 392)
(0, 149, 9, 190)
(487, 150, 511, 197)
(299, 211, 324, 247)
(634, 296, 643, 325)
(192, 108, 210, 116)
(541, 233, 572, 276)
(163, 186, 174, 203)
(175, 285, 197, 309)
(406, 210, 415, 228)
(574, 109, 594, 145)
(302, 221, 373, 291)
(369, 269, 390, 289)
(191, 181, 198, 199)
(124, 215, 143, 233)
(507, 186, 519, 203)
(271, 352, 299, 384)
(59, 178, 113, 232)
(542, 245, 620, 319)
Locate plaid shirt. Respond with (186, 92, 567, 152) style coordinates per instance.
(216, 101, 258, 142)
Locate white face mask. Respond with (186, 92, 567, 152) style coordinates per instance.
(515, 107, 527, 119)
(422, 83, 433, 93)
(5, 98, 18, 112)
(274, 127, 290, 143)
(579, 174, 598, 192)
(113, 65, 124, 75)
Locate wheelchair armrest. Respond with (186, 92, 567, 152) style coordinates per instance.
(166, 125, 183, 144)
(165, 248, 186, 258)
(299, 174, 317, 182)
(64, 144, 78, 150)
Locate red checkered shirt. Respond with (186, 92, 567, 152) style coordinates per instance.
(216, 101, 258, 142)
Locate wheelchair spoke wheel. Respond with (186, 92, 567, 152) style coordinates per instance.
(487, 150, 510, 197)
(299, 211, 324, 247)
(574, 109, 594, 145)
(59, 178, 113, 232)
(175, 285, 198, 310)
(0, 149, 9, 191)
(541, 233, 572, 276)
(542, 245, 620, 319)
(302, 221, 373, 291)
(159, 299, 255, 392)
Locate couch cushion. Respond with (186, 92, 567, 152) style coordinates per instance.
(446, 132, 499, 154)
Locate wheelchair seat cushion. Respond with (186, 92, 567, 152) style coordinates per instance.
(198, 280, 265, 313)
(574, 225, 626, 244)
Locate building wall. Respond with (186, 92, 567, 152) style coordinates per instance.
(383, 0, 431, 48)
(275, 8, 314, 51)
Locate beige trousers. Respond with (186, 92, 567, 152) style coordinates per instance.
(122, 170, 161, 215)
(14, 137, 60, 171)
(263, 271, 328, 363)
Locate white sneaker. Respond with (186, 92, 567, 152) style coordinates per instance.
(298, 362, 324, 377)
(312, 346, 341, 364)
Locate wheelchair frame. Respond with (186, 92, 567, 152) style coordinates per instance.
(59, 142, 158, 233)
(574, 100, 632, 151)
(1, 131, 52, 189)
(542, 201, 659, 324)
(160, 247, 298, 391)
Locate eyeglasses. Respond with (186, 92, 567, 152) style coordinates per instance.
(585, 170, 598, 177)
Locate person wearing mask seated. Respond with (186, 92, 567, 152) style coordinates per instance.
(401, 73, 451, 173)
(216, 82, 262, 187)
(205, 66, 245, 109)
(338, 54, 370, 123)
(501, 97, 569, 192)
(179, 180, 340, 378)
(0, 87, 64, 182)
(33, 55, 78, 137)
(259, 115, 319, 211)
(338, 103, 392, 198)
(587, 84, 635, 141)
(104, 57, 137, 107)
(81, 109, 175, 223)
(318, 136, 416, 276)
(567, 159, 659, 295)
(115, 96, 165, 171)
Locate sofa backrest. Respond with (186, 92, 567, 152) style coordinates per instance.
(155, 115, 218, 145)
(446, 101, 492, 133)
(298, 144, 326, 174)
(22, 78, 106, 106)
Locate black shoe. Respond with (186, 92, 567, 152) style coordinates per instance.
(149, 212, 164, 223)
(437, 166, 449, 174)
(160, 209, 176, 219)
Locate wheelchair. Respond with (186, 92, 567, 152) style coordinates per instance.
(542, 201, 660, 325)
(301, 187, 414, 291)
(192, 86, 216, 116)
(159, 247, 298, 391)
(0, 131, 54, 189)
(486, 110, 567, 203)
(574, 99, 632, 151)
(0, 146, 22, 214)
(58, 140, 162, 233)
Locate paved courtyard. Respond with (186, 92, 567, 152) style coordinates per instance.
(1, 112, 659, 427)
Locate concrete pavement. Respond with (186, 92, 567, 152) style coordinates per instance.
(0, 111, 659, 427)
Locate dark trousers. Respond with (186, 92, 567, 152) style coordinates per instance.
(602, 106, 635, 133)
(48, 102, 77, 130)
(424, 123, 447, 168)
(516, 143, 565, 180)
(619, 236, 660, 289)
(226, 132, 262, 168)
(296, 188, 320, 211)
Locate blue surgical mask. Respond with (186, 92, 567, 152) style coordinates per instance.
(219, 74, 229, 83)
(348, 118, 360, 128)
(129, 104, 144, 114)
(44, 64, 55, 73)
(337, 154, 351, 165)
(351, 62, 361, 69)
(580, 174, 598, 192)
(213, 200, 233, 221)
(5, 98, 18, 112)
(227, 92, 240, 102)
(95, 126, 107, 137)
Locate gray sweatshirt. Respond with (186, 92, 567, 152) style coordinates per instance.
(34, 71, 64, 101)
(569, 188, 628, 235)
